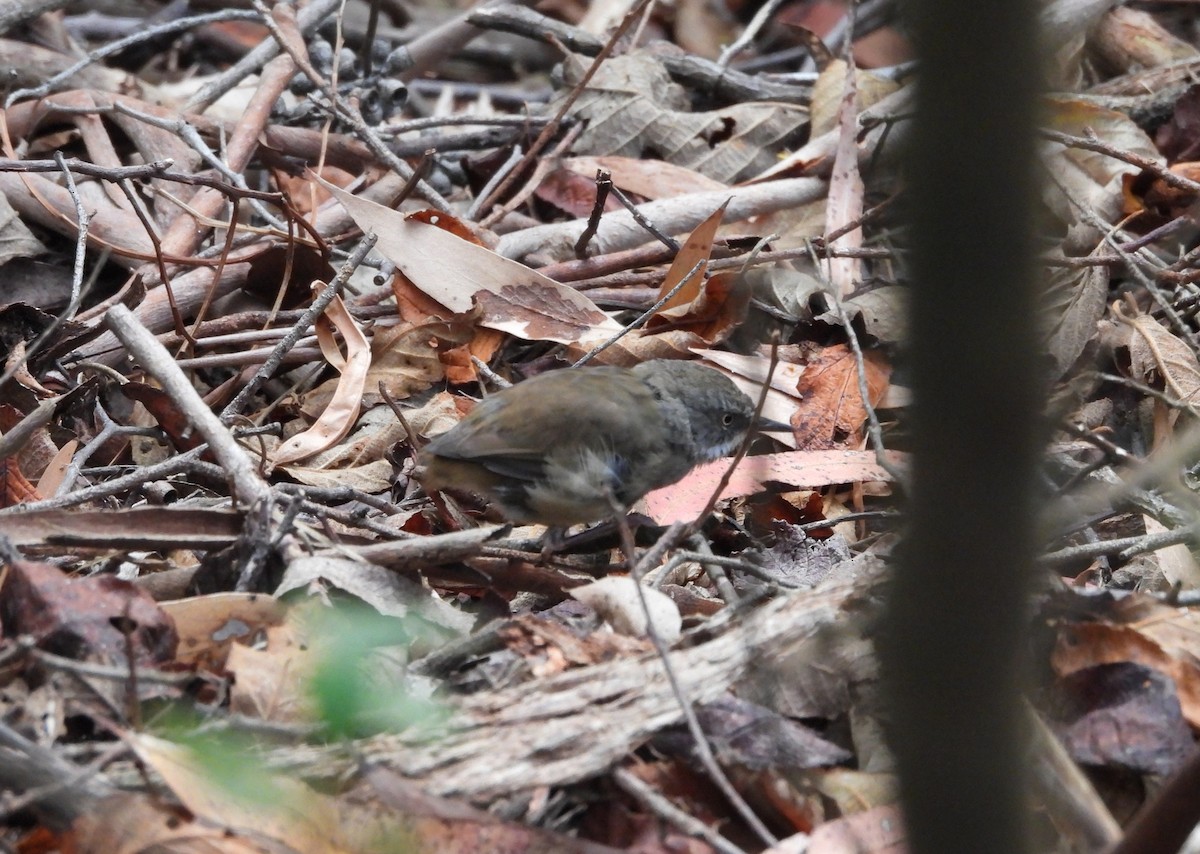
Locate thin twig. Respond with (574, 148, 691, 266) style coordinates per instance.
(609, 504, 778, 848)
(105, 306, 271, 509)
(612, 767, 749, 854)
(572, 260, 705, 367)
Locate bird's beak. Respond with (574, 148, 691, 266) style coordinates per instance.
(753, 416, 793, 434)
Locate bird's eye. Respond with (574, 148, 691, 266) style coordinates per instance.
(722, 413, 735, 426)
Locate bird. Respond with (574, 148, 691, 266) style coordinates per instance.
(415, 359, 787, 527)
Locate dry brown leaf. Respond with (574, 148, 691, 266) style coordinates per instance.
(654, 201, 727, 315)
(1052, 616, 1200, 727)
(792, 345, 891, 450)
(645, 203, 752, 343)
(273, 293, 371, 465)
(71, 792, 262, 854)
(563, 155, 729, 199)
(0, 455, 39, 506)
(442, 327, 505, 385)
(226, 620, 315, 724)
(325, 181, 623, 347)
(127, 734, 344, 854)
(559, 52, 808, 183)
(809, 60, 901, 137)
(33, 438, 76, 497)
(1043, 262, 1108, 378)
(823, 59, 865, 297)
(1042, 97, 1161, 230)
(1120, 305, 1200, 409)
(161, 592, 287, 668)
(279, 459, 395, 492)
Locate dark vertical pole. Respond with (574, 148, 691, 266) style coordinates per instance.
(880, 2, 1043, 852)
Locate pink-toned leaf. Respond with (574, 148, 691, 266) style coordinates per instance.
(641, 449, 902, 524)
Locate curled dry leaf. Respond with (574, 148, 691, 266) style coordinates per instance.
(272, 293, 371, 465)
(648, 202, 752, 343)
(570, 576, 683, 644)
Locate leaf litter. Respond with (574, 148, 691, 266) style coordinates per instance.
(0, 1, 1199, 852)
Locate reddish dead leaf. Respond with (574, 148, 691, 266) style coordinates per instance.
(652, 200, 728, 317)
(442, 327, 505, 385)
(407, 208, 487, 244)
(649, 270, 752, 344)
(198, 19, 268, 53)
(272, 164, 355, 216)
(534, 167, 621, 218)
(393, 272, 460, 323)
(852, 26, 916, 67)
(121, 381, 202, 451)
(0, 400, 62, 484)
(1127, 162, 1200, 220)
(1, 560, 177, 665)
(35, 439, 77, 497)
(1050, 662, 1193, 775)
(792, 344, 891, 450)
(1052, 597, 1200, 726)
(0, 455, 40, 506)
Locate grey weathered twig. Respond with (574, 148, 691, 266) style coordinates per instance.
(105, 305, 270, 509)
